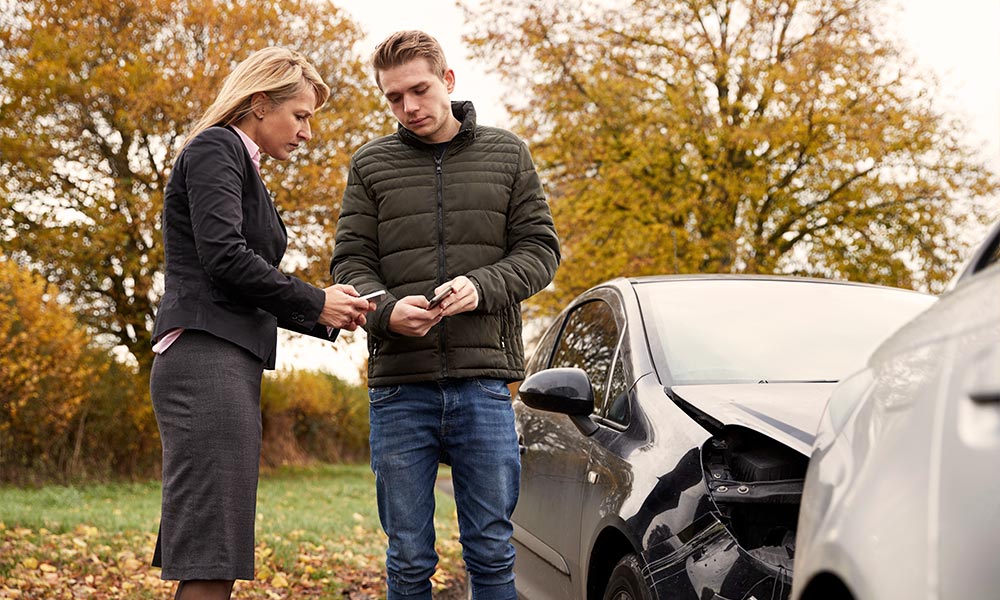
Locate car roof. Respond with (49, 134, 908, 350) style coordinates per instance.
(616, 273, 930, 295)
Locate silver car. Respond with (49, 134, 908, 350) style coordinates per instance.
(792, 221, 1000, 600)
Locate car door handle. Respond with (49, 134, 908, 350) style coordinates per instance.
(968, 343, 1000, 406)
(970, 390, 1000, 405)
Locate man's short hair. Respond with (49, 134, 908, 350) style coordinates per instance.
(372, 30, 449, 89)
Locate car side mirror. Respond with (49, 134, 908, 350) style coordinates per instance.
(518, 368, 598, 436)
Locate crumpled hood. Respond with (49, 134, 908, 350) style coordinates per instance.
(670, 383, 836, 456)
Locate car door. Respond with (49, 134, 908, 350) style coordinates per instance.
(936, 226, 1000, 598)
(513, 295, 623, 600)
(578, 323, 636, 597)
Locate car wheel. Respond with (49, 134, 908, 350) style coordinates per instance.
(603, 554, 653, 600)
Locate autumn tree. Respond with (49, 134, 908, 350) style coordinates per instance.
(0, 0, 391, 370)
(463, 0, 999, 312)
(0, 258, 102, 480)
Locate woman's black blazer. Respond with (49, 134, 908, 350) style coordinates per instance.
(152, 126, 334, 368)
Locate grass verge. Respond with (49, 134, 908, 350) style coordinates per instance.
(0, 463, 465, 599)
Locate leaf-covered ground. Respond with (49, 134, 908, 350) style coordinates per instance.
(0, 464, 466, 598)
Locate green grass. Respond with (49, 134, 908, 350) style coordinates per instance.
(0, 479, 162, 534)
(0, 463, 465, 598)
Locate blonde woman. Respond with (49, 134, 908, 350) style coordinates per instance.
(149, 47, 375, 600)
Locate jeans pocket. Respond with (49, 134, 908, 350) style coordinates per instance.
(474, 378, 512, 401)
(369, 385, 401, 405)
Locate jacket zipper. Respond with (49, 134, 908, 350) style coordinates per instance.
(435, 148, 448, 378)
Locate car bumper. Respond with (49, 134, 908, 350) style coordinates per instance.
(642, 517, 792, 600)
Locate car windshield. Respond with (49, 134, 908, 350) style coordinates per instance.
(635, 279, 936, 385)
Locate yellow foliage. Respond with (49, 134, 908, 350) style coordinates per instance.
(259, 369, 370, 465)
(465, 0, 999, 310)
(0, 258, 103, 478)
(0, 0, 392, 370)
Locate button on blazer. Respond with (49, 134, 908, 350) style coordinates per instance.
(152, 125, 334, 368)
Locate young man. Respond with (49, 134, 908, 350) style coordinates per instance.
(332, 30, 560, 600)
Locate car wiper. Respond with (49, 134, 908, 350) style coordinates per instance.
(757, 379, 839, 384)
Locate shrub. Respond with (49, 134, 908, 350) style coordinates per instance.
(0, 259, 102, 483)
(260, 369, 369, 467)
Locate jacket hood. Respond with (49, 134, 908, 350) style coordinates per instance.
(398, 100, 477, 149)
(669, 383, 836, 456)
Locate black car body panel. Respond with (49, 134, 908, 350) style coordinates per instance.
(671, 383, 836, 456)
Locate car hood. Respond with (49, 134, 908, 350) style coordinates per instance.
(669, 383, 836, 456)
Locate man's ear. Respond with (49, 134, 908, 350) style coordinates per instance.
(443, 69, 456, 94)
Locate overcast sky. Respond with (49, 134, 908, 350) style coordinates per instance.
(280, 0, 1000, 380)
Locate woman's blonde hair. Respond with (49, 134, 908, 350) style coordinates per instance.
(182, 47, 330, 149)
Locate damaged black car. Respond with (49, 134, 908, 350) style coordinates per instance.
(510, 275, 934, 600)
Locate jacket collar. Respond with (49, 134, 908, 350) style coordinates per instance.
(397, 101, 477, 151)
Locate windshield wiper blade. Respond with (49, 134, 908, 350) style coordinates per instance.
(757, 379, 839, 384)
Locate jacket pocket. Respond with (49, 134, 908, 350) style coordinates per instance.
(500, 306, 520, 367)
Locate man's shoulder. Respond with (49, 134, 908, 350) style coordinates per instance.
(474, 125, 526, 148)
(465, 126, 530, 167)
(352, 133, 407, 162)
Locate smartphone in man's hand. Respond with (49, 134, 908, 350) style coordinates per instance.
(426, 285, 454, 309)
(361, 290, 386, 301)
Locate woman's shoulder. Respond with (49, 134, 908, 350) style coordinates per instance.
(178, 126, 245, 165)
(188, 125, 242, 150)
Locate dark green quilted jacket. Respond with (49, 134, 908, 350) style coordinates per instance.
(332, 102, 560, 386)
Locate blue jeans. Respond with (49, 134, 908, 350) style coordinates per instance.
(369, 378, 520, 600)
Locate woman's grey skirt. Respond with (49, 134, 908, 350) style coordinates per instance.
(150, 330, 265, 581)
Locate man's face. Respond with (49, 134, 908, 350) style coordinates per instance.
(378, 58, 457, 144)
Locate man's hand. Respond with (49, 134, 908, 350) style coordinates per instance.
(437, 276, 479, 317)
(318, 284, 375, 331)
(388, 295, 445, 337)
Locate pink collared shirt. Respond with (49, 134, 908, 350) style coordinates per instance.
(153, 125, 261, 354)
(232, 124, 261, 173)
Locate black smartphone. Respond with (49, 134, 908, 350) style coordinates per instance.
(427, 285, 454, 309)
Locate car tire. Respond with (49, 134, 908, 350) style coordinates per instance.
(603, 553, 653, 600)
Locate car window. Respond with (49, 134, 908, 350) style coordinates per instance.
(550, 300, 621, 410)
(974, 229, 1000, 272)
(636, 279, 936, 385)
(604, 354, 629, 425)
(525, 313, 563, 377)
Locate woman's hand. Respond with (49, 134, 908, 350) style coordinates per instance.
(319, 284, 375, 331)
